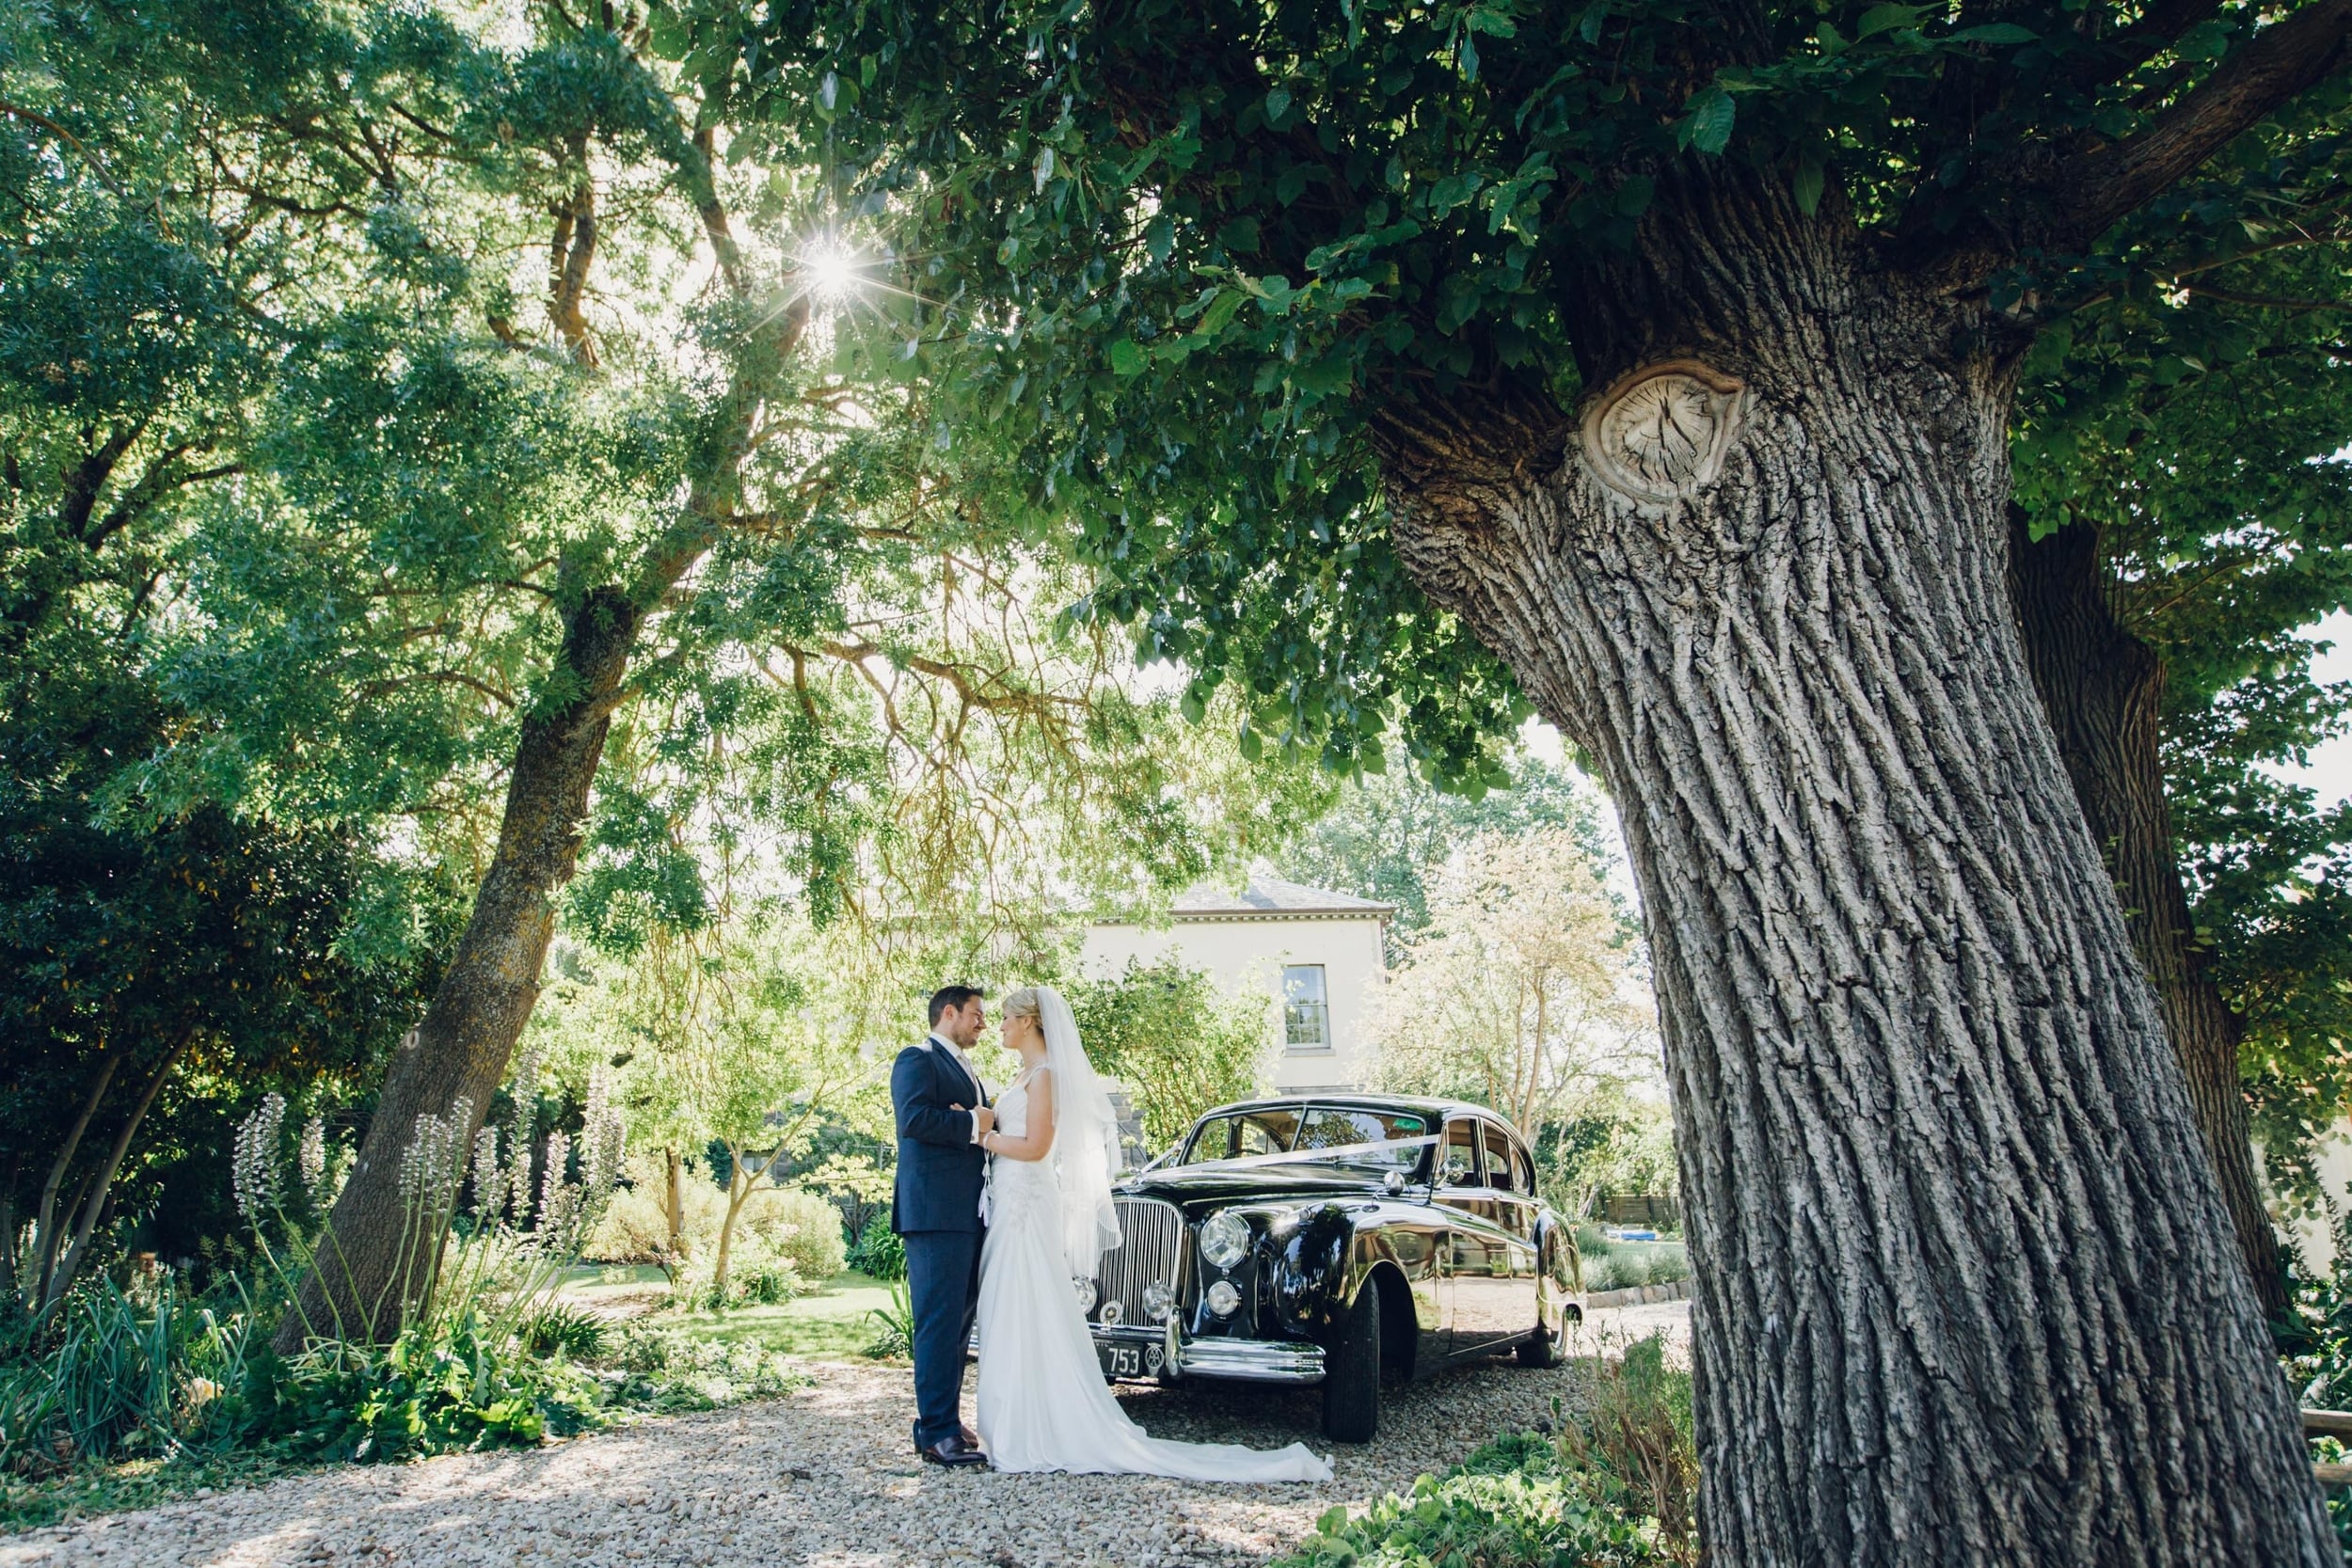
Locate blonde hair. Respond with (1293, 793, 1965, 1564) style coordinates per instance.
(1002, 987, 1043, 1021)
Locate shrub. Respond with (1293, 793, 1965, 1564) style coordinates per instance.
(1585, 1252, 1650, 1292)
(1272, 1336, 1697, 1568)
(0, 1275, 261, 1477)
(744, 1187, 849, 1282)
(522, 1302, 609, 1361)
(1644, 1243, 1691, 1285)
(259, 1313, 607, 1463)
(585, 1181, 679, 1266)
(604, 1323, 808, 1412)
(862, 1280, 915, 1360)
(847, 1215, 907, 1282)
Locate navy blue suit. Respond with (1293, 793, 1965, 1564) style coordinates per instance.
(891, 1036, 989, 1449)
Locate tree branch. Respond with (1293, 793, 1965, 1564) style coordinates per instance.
(2054, 0, 2352, 247)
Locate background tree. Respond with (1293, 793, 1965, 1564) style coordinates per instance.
(1065, 956, 1275, 1150)
(1277, 745, 1617, 959)
(1372, 827, 1653, 1141)
(2007, 239, 2352, 1313)
(724, 0, 2352, 1555)
(0, 0, 446, 1319)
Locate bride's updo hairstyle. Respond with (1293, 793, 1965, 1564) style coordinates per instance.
(1001, 987, 1043, 1021)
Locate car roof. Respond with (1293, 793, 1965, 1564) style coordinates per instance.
(1190, 1092, 1524, 1138)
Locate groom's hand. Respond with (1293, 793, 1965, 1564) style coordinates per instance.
(964, 1104, 996, 1137)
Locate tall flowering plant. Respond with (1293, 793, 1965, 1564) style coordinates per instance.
(233, 1045, 626, 1351)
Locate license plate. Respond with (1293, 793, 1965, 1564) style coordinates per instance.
(1096, 1339, 1144, 1380)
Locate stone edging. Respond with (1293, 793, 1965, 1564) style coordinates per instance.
(1580, 1278, 1691, 1309)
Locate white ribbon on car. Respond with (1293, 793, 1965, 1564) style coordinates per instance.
(1171, 1132, 1443, 1177)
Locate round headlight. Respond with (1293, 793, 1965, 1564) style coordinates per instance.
(1199, 1209, 1251, 1270)
(1143, 1280, 1174, 1323)
(1073, 1275, 1098, 1315)
(1204, 1279, 1242, 1317)
(1100, 1297, 1124, 1326)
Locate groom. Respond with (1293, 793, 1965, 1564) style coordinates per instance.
(890, 985, 994, 1467)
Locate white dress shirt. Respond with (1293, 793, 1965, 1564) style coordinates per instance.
(928, 1032, 988, 1144)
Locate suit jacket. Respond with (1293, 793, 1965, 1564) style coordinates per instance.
(891, 1036, 990, 1234)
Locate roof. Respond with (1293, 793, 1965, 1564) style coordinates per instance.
(1166, 873, 1394, 921)
(1192, 1090, 1518, 1128)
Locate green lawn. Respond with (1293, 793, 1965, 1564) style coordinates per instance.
(559, 1267, 904, 1362)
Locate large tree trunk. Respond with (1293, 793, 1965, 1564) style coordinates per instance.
(1375, 168, 2328, 1564)
(2010, 517, 2285, 1321)
(278, 588, 640, 1350)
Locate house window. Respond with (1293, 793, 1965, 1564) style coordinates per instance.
(1282, 964, 1331, 1051)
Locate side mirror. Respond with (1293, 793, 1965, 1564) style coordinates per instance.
(1384, 1170, 1406, 1196)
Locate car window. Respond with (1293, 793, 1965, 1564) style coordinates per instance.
(1183, 1109, 1302, 1164)
(1294, 1107, 1431, 1172)
(1484, 1125, 1517, 1191)
(1440, 1119, 1482, 1186)
(1516, 1142, 1538, 1198)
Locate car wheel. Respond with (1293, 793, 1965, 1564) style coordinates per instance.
(1321, 1276, 1382, 1444)
(1517, 1322, 1558, 1368)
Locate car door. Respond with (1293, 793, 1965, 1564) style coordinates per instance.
(1483, 1121, 1544, 1340)
(1436, 1118, 1513, 1352)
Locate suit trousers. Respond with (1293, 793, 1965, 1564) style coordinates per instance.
(903, 1226, 984, 1449)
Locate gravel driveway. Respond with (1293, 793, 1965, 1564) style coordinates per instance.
(3, 1304, 1689, 1568)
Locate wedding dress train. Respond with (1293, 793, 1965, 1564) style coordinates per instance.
(973, 1069, 1333, 1481)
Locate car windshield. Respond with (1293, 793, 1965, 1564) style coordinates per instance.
(1181, 1108, 1302, 1164)
(1294, 1108, 1432, 1173)
(1179, 1105, 1436, 1172)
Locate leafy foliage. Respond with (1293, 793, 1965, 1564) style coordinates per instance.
(1374, 826, 1651, 1140)
(845, 1215, 906, 1283)
(1271, 1337, 1699, 1568)
(1065, 956, 1273, 1148)
(1278, 746, 1618, 960)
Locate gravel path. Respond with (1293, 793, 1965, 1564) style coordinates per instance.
(4, 1304, 1689, 1568)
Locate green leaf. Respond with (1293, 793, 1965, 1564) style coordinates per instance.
(1793, 156, 1825, 216)
(1200, 289, 1247, 337)
(1948, 21, 2037, 42)
(1856, 3, 1927, 39)
(1264, 87, 1292, 122)
(1107, 339, 1146, 377)
(1677, 86, 1736, 156)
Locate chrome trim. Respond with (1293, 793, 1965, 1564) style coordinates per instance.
(1095, 1196, 1189, 1323)
(1090, 1323, 1326, 1385)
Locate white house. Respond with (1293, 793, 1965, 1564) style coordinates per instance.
(1081, 874, 1393, 1093)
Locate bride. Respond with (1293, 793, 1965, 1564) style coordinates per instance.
(972, 986, 1332, 1481)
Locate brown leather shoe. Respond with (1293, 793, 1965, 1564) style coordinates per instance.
(919, 1433, 987, 1467)
(960, 1424, 982, 1449)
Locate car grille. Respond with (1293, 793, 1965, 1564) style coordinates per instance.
(1094, 1197, 1189, 1323)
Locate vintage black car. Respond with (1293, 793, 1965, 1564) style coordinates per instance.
(1080, 1093, 1580, 1442)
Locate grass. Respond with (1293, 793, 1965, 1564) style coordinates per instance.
(662, 1273, 900, 1362)
(555, 1268, 901, 1363)
(2, 1449, 321, 1535)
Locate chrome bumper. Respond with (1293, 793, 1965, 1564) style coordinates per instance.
(1090, 1323, 1327, 1385)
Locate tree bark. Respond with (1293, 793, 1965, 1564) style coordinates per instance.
(40, 1031, 189, 1318)
(2009, 516, 2285, 1321)
(278, 587, 641, 1350)
(664, 1146, 686, 1259)
(29, 1041, 120, 1309)
(1374, 166, 2328, 1563)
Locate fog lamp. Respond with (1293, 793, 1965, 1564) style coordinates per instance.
(1100, 1297, 1124, 1326)
(1073, 1275, 1098, 1315)
(1204, 1279, 1242, 1318)
(1144, 1280, 1175, 1323)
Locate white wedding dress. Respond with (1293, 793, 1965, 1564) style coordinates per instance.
(973, 1066, 1333, 1481)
